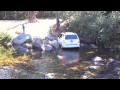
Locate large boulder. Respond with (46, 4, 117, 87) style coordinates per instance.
(12, 33, 31, 45)
(45, 33, 57, 41)
(22, 43, 32, 49)
(49, 40, 60, 49)
(32, 36, 43, 49)
(12, 45, 31, 55)
(41, 44, 54, 52)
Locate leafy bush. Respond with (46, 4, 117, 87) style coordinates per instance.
(66, 11, 120, 49)
(0, 31, 32, 66)
(0, 11, 57, 20)
(0, 31, 12, 47)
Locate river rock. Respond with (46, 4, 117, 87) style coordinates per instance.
(45, 33, 57, 41)
(32, 36, 43, 49)
(80, 43, 88, 47)
(94, 62, 105, 66)
(112, 60, 120, 65)
(49, 40, 60, 49)
(7, 41, 13, 47)
(114, 67, 120, 75)
(22, 43, 32, 49)
(90, 44, 98, 49)
(12, 33, 32, 45)
(0, 68, 13, 79)
(92, 56, 103, 62)
(13, 45, 31, 55)
(45, 73, 56, 79)
(92, 56, 105, 66)
(41, 44, 54, 52)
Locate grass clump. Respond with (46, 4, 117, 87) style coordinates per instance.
(0, 31, 33, 67)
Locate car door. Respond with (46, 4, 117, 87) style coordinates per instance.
(58, 34, 63, 45)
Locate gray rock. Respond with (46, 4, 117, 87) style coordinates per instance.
(0, 68, 13, 79)
(32, 36, 43, 49)
(22, 43, 32, 49)
(12, 33, 31, 45)
(92, 56, 105, 66)
(81, 75, 88, 79)
(114, 67, 120, 72)
(13, 45, 31, 55)
(45, 73, 56, 79)
(92, 56, 103, 62)
(90, 44, 98, 49)
(80, 43, 87, 47)
(94, 62, 105, 66)
(46, 34, 56, 41)
(49, 40, 60, 49)
(108, 58, 114, 62)
(114, 67, 120, 75)
(113, 60, 120, 65)
(41, 44, 54, 52)
(7, 41, 13, 47)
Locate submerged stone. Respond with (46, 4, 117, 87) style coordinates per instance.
(45, 73, 56, 79)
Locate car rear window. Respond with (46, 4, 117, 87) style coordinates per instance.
(65, 35, 78, 39)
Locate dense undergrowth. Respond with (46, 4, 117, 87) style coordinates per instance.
(65, 11, 120, 51)
(0, 31, 32, 67)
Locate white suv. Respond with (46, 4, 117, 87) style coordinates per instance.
(58, 32, 80, 48)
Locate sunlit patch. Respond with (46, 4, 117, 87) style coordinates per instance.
(63, 74, 66, 76)
(0, 54, 33, 66)
(86, 51, 95, 54)
(69, 63, 89, 71)
(78, 63, 90, 69)
(70, 66, 78, 70)
(86, 71, 96, 76)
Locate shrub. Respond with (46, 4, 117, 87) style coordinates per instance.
(67, 11, 120, 49)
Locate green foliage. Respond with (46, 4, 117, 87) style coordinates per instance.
(0, 46, 15, 57)
(0, 11, 57, 20)
(0, 31, 12, 46)
(0, 32, 32, 66)
(37, 11, 56, 18)
(69, 11, 100, 37)
(62, 11, 120, 49)
(0, 11, 26, 20)
(0, 31, 16, 60)
(0, 32, 12, 51)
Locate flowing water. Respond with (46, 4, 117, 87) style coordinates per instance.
(1, 19, 120, 79)
(11, 45, 120, 79)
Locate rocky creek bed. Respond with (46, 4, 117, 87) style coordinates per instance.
(0, 47, 120, 79)
(1, 19, 120, 79)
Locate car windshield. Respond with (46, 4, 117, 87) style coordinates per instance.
(65, 35, 78, 39)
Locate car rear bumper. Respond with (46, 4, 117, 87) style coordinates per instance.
(62, 44, 80, 48)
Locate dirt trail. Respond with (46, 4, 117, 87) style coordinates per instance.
(0, 19, 56, 39)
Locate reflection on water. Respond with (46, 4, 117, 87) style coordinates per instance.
(12, 44, 42, 59)
(12, 45, 120, 79)
(57, 48, 80, 66)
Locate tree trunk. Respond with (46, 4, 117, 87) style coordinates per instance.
(27, 11, 38, 23)
(56, 15, 60, 31)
